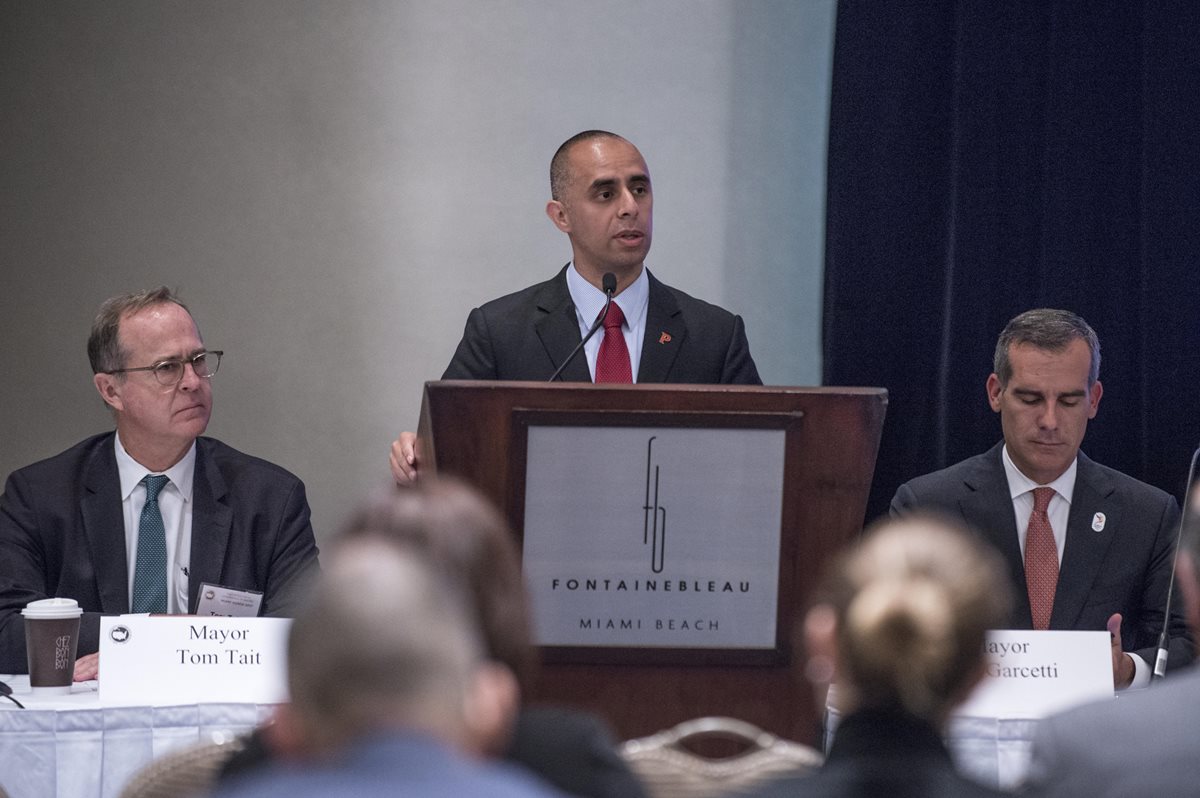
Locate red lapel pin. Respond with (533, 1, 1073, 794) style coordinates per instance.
(659, 332, 672, 344)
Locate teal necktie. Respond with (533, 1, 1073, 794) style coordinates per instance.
(131, 474, 170, 614)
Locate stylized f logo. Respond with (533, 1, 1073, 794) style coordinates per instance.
(643, 436, 666, 573)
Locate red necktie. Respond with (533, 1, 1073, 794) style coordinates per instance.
(1025, 487, 1059, 630)
(594, 302, 632, 383)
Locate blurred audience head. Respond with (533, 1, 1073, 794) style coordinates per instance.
(337, 478, 537, 692)
(279, 479, 535, 758)
(284, 538, 505, 754)
(805, 515, 1012, 724)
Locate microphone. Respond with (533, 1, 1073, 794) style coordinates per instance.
(548, 272, 617, 382)
(1152, 442, 1200, 680)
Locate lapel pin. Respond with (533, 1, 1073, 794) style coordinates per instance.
(1092, 512, 1106, 532)
(659, 332, 672, 344)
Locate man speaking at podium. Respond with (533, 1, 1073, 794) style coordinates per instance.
(391, 130, 761, 483)
(0, 288, 320, 677)
(891, 309, 1192, 689)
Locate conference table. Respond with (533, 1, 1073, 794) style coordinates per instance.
(0, 675, 274, 798)
(3, 675, 1048, 798)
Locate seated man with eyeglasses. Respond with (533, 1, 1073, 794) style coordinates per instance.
(0, 287, 320, 677)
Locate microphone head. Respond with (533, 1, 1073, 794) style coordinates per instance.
(602, 273, 617, 295)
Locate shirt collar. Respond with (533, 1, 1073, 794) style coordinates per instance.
(565, 262, 649, 331)
(114, 432, 196, 503)
(1001, 443, 1077, 504)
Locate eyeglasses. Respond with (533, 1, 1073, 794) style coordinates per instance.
(106, 350, 223, 386)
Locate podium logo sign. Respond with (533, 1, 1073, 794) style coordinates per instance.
(643, 436, 666, 573)
(522, 424, 785, 650)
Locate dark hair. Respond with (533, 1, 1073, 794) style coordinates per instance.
(87, 287, 192, 374)
(993, 308, 1100, 387)
(338, 478, 537, 691)
(549, 129, 627, 202)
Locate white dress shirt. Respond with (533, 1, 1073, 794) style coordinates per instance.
(1001, 445, 1075, 564)
(1001, 444, 1149, 686)
(114, 433, 195, 614)
(565, 263, 649, 381)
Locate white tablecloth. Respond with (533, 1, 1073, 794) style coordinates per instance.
(0, 675, 275, 798)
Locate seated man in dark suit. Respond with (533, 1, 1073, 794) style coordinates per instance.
(390, 129, 761, 483)
(0, 287, 320, 676)
(891, 308, 1192, 688)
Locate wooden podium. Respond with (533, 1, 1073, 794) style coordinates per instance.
(417, 381, 886, 744)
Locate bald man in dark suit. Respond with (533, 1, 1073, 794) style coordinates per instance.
(390, 130, 760, 483)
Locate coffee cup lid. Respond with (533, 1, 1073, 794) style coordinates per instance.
(22, 597, 83, 619)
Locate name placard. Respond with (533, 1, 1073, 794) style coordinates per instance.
(99, 615, 290, 705)
(955, 629, 1112, 719)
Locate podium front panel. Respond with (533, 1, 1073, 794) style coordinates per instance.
(516, 411, 792, 665)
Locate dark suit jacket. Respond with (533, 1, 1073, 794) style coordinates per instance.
(442, 266, 762, 384)
(1026, 665, 1200, 796)
(745, 708, 1005, 798)
(890, 443, 1193, 670)
(0, 432, 321, 673)
(506, 706, 649, 798)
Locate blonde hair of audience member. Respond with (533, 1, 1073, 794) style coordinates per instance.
(277, 539, 516, 758)
(805, 516, 1012, 725)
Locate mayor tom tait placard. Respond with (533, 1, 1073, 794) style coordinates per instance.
(519, 419, 788, 664)
(99, 615, 290, 705)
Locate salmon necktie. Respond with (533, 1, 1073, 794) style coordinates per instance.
(1025, 487, 1058, 630)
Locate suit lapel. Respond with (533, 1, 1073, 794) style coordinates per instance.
(958, 445, 1034, 628)
(81, 436, 131, 614)
(535, 266, 592, 382)
(1051, 454, 1117, 630)
(637, 271, 685, 383)
(187, 440, 233, 613)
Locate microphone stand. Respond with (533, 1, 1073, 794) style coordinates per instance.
(1152, 443, 1200, 680)
(548, 272, 617, 382)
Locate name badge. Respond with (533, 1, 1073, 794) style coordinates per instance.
(99, 615, 289, 705)
(196, 582, 263, 617)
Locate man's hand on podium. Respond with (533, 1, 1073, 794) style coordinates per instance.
(390, 431, 421, 485)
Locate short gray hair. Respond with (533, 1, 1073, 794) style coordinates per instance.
(339, 479, 535, 692)
(992, 308, 1100, 387)
(87, 287, 192, 374)
(287, 540, 483, 748)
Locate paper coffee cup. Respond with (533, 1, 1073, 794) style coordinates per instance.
(23, 598, 84, 694)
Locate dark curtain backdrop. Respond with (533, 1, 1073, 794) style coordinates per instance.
(824, 1, 1200, 525)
